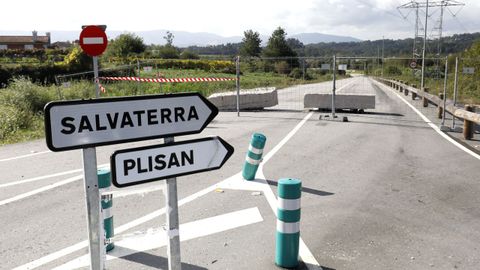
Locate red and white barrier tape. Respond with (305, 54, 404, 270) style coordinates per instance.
(99, 76, 236, 83)
(95, 79, 106, 93)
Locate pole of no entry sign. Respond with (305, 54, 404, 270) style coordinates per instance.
(79, 24, 108, 270)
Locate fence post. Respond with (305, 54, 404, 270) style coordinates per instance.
(404, 82, 409, 96)
(422, 87, 429, 107)
(236, 56, 240, 117)
(275, 178, 301, 268)
(463, 105, 474, 140)
(399, 80, 403, 93)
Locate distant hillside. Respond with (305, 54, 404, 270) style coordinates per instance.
(0, 30, 361, 47)
(303, 33, 480, 57)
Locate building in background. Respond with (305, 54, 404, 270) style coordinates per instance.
(0, 31, 51, 50)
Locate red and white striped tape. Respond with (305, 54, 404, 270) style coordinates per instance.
(95, 79, 106, 93)
(99, 76, 236, 83)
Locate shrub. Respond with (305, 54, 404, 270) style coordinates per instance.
(274, 61, 291, 75)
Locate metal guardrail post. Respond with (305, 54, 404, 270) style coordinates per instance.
(464, 105, 474, 140)
(422, 87, 429, 107)
(438, 93, 444, 119)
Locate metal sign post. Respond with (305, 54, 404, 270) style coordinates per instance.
(332, 54, 337, 118)
(236, 56, 240, 117)
(164, 137, 181, 270)
(452, 57, 459, 129)
(93, 57, 100, 98)
(82, 147, 104, 270)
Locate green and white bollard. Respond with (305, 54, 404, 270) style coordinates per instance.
(242, 133, 266, 180)
(98, 169, 114, 252)
(275, 178, 301, 268)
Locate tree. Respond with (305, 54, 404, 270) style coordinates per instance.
(106, 33, 146, 59)
(239, 30, 262, 57)
(286, 38, 304, 56)
(164, 31, 175, 47)
(262, 27, 297, 58)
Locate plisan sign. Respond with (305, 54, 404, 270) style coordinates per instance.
(110, 137, 234, 187)
(44, 93, 218, 151)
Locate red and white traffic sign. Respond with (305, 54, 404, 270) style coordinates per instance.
(410, 61, 417, 69)
(79, 25, 108, 57)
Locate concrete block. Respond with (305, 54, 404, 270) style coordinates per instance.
(304, 94, 375, 110)
(208, 87, 278, 110)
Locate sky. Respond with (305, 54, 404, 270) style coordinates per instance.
(1, 0, 479, 41)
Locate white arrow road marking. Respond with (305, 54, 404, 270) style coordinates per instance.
(52, 207, 263, 270)
(82, 37, 104, 44)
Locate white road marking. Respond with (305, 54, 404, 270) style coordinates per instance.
(0, 164, 109, 205)
(0, 175, 83, 207)
(52, 207, 263, 269)
(336, 79, 357, 93)
(0, 169, 81, 189)
(0, 163, 109, 189)
(108, 185, 164, 198)
(374, 80, 480, 161)
(14, 111, 316, 269)
(0, 150, 51, 162)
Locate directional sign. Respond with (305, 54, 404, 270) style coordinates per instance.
(79, 25, 108, 57)
(110, 137, 234, 187)
(44, 93, 218, 151)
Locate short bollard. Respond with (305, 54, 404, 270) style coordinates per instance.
(98, 169, 114, 252)
(242, 133, 266, 180)
(275, 178, 301, 268)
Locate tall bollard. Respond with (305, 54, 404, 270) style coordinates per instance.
(98, 169, 114, 252)
(275, 178, 301, 268)
(242, 133, 266, 180)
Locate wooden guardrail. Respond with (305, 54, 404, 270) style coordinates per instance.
(375, 78, 479, 140)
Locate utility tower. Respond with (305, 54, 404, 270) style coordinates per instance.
(398, 0, 465, 60)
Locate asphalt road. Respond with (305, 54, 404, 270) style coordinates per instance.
(0, 76, 479, 270)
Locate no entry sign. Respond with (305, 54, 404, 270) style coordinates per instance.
(110, 137, 234, 187)
(80, 25, 108, 57)
(44, 93, 218, 151)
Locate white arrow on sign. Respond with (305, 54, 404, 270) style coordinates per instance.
(110, 136, 234, 187)
(44, 93, 218, 151)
